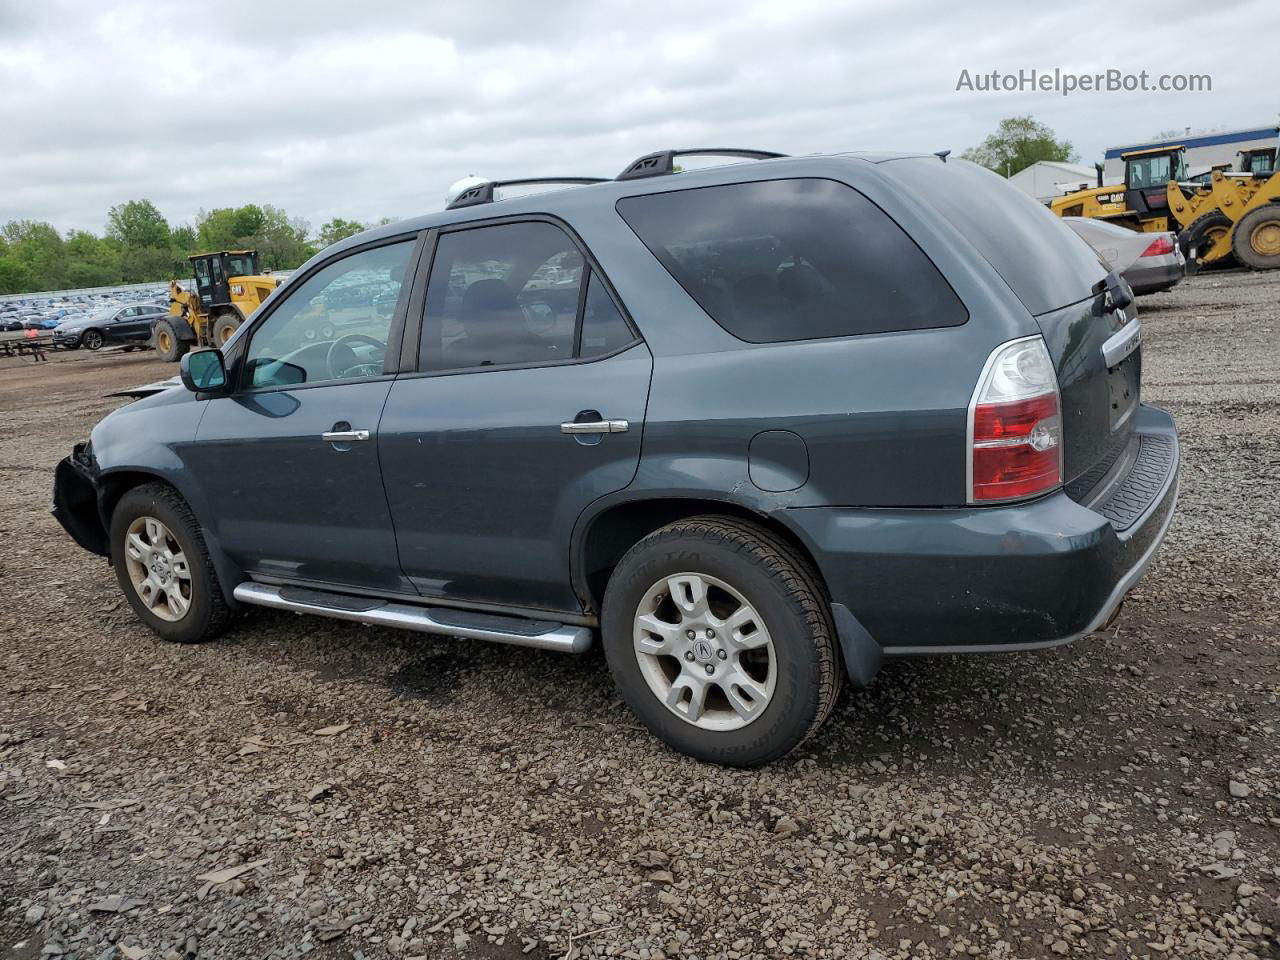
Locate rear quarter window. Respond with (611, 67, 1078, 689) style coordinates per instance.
(616, 178, 967, 343)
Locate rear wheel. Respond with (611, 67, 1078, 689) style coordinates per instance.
(109, 483, 231, 644)
(1232, 204, 1280, 270)
(1181, 211, 1234, 266)
(81, 329, 104, 351)
(153, 319, 189, 362)
(212, 313, 241, 347)
(601, 516, 840, 766)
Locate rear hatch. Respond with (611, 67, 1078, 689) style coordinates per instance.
(881, 157, 1138, 497)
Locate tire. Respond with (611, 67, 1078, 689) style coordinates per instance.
(1231, 204, 1280, 270)
(153, 319, 189, 363)
(81, 329, 104, 351)
(212, 313, 241, 347)
(1180, 211, 1234, 266)
(601, 516, 841, 766)
(109, 483, 232, 644)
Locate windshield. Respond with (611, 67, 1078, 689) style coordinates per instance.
(225, 253, 258, 277)
(1128, 151, 1185, 188)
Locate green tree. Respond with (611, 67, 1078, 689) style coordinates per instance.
(170, 224, 197, 253)
(195, 208, 242, 251)
(106, 199, 171, 248)
(2, 220, 68, 290)
(251, 206, 314, 270)
(317, 217, 367, 247)
(0, 235, 34, 294)
(64, 230, 123, 287)
(961, 116, 1076, 178)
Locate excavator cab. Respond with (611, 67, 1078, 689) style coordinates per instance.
(1122, 146, 1186, 223)
(1238, 147, 1277, 177)
(188, 250, 262, 311)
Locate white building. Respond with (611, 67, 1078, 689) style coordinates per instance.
(1007, 160, 1098, 202)
(1102, 124, 1278, 183)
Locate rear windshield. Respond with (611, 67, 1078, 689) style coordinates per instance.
(616, 178, 967, 343)
(881, 157, 1108, 316)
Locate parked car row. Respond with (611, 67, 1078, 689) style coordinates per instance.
(0, 284, 170, 349)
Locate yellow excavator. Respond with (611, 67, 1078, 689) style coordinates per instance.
(1050, 145, 1280, 270)
(153, 250, 281, 361)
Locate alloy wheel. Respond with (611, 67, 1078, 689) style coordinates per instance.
(632, 572, 776, 731)
(122, 516, 193, 622)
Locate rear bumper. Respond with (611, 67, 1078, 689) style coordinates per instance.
(1126, 256, 1184, 295)
(787, 404, 1178, 654)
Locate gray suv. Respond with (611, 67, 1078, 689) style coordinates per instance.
(53, 149, 1179, 766)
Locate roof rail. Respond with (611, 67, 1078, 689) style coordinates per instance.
(446, 177, 610, 210)
(615, 148, 787, 181)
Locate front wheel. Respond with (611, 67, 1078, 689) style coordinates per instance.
(601, 516, 841, 766)
(1232, 205, 1280, 270)
(153, 319, 189, 363)
(82, 329, 104, 350)
(109, 483, 232, 643)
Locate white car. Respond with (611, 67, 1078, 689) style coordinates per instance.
(1063, 217, 1187, 295)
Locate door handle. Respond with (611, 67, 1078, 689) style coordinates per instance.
(560, 419, 628, 435)
(321, 429, 370, 443)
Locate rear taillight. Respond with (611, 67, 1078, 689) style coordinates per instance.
(968, 336, 1063, 503)
(1141, 235, 1174, 257)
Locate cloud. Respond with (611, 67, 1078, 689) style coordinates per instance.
(1, 0, 1275, 235)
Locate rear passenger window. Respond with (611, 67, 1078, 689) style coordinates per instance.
(616, 178, 967, 343)
(419, 221, 636, 371)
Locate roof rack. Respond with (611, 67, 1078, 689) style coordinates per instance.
(446, 177, 610, 210)
(615, 148, 787, 181)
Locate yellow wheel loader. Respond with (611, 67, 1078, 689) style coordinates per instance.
(153, 250, 281, 362)
(1166, 149, 1280, 270)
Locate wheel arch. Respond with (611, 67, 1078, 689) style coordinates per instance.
(97, 468, 243, 610)
(572, 495, 828, 617)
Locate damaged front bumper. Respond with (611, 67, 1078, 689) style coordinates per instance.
(52, 442, 109, 557)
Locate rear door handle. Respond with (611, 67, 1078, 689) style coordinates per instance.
(560, 419, 628, 435)
(321, 429, 370, 442)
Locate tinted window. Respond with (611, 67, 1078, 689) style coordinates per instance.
(244, 241, 414, 389)
(882, 158, 1108, 316)
(420, 222, 587, 371)
(579, 272, 633, 358)
(617, 179, 966, 343)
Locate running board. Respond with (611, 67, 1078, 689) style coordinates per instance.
(232, 582, 593, 653)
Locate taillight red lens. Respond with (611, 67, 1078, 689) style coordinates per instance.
(968, 337, 1063, 503)
(972, 394, 1062, 500)
(1141, 235, 1174, 257)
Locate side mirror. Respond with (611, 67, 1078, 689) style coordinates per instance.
(180, 349, 228, 394)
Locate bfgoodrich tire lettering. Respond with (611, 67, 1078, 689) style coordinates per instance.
(601, 516, 840, 766)
(109, 483, 232, 644)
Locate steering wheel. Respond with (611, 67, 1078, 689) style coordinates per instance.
(325, 333, 386, 380)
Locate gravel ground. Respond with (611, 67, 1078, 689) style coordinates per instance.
(1, 273, 1277, 960)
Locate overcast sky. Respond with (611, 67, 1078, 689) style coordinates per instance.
(2, 0, 1276, 237)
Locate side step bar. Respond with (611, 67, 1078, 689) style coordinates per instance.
(232, 582, 593, 654)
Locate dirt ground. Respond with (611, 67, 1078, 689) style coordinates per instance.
(1, 273, 1277, 960)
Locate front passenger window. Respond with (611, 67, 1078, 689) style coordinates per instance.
(244, 241, 415, 389)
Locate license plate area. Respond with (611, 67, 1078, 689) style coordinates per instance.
(1107, 352, 1140, 430)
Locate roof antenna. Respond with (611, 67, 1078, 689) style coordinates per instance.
(934, 149, 951, 163)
